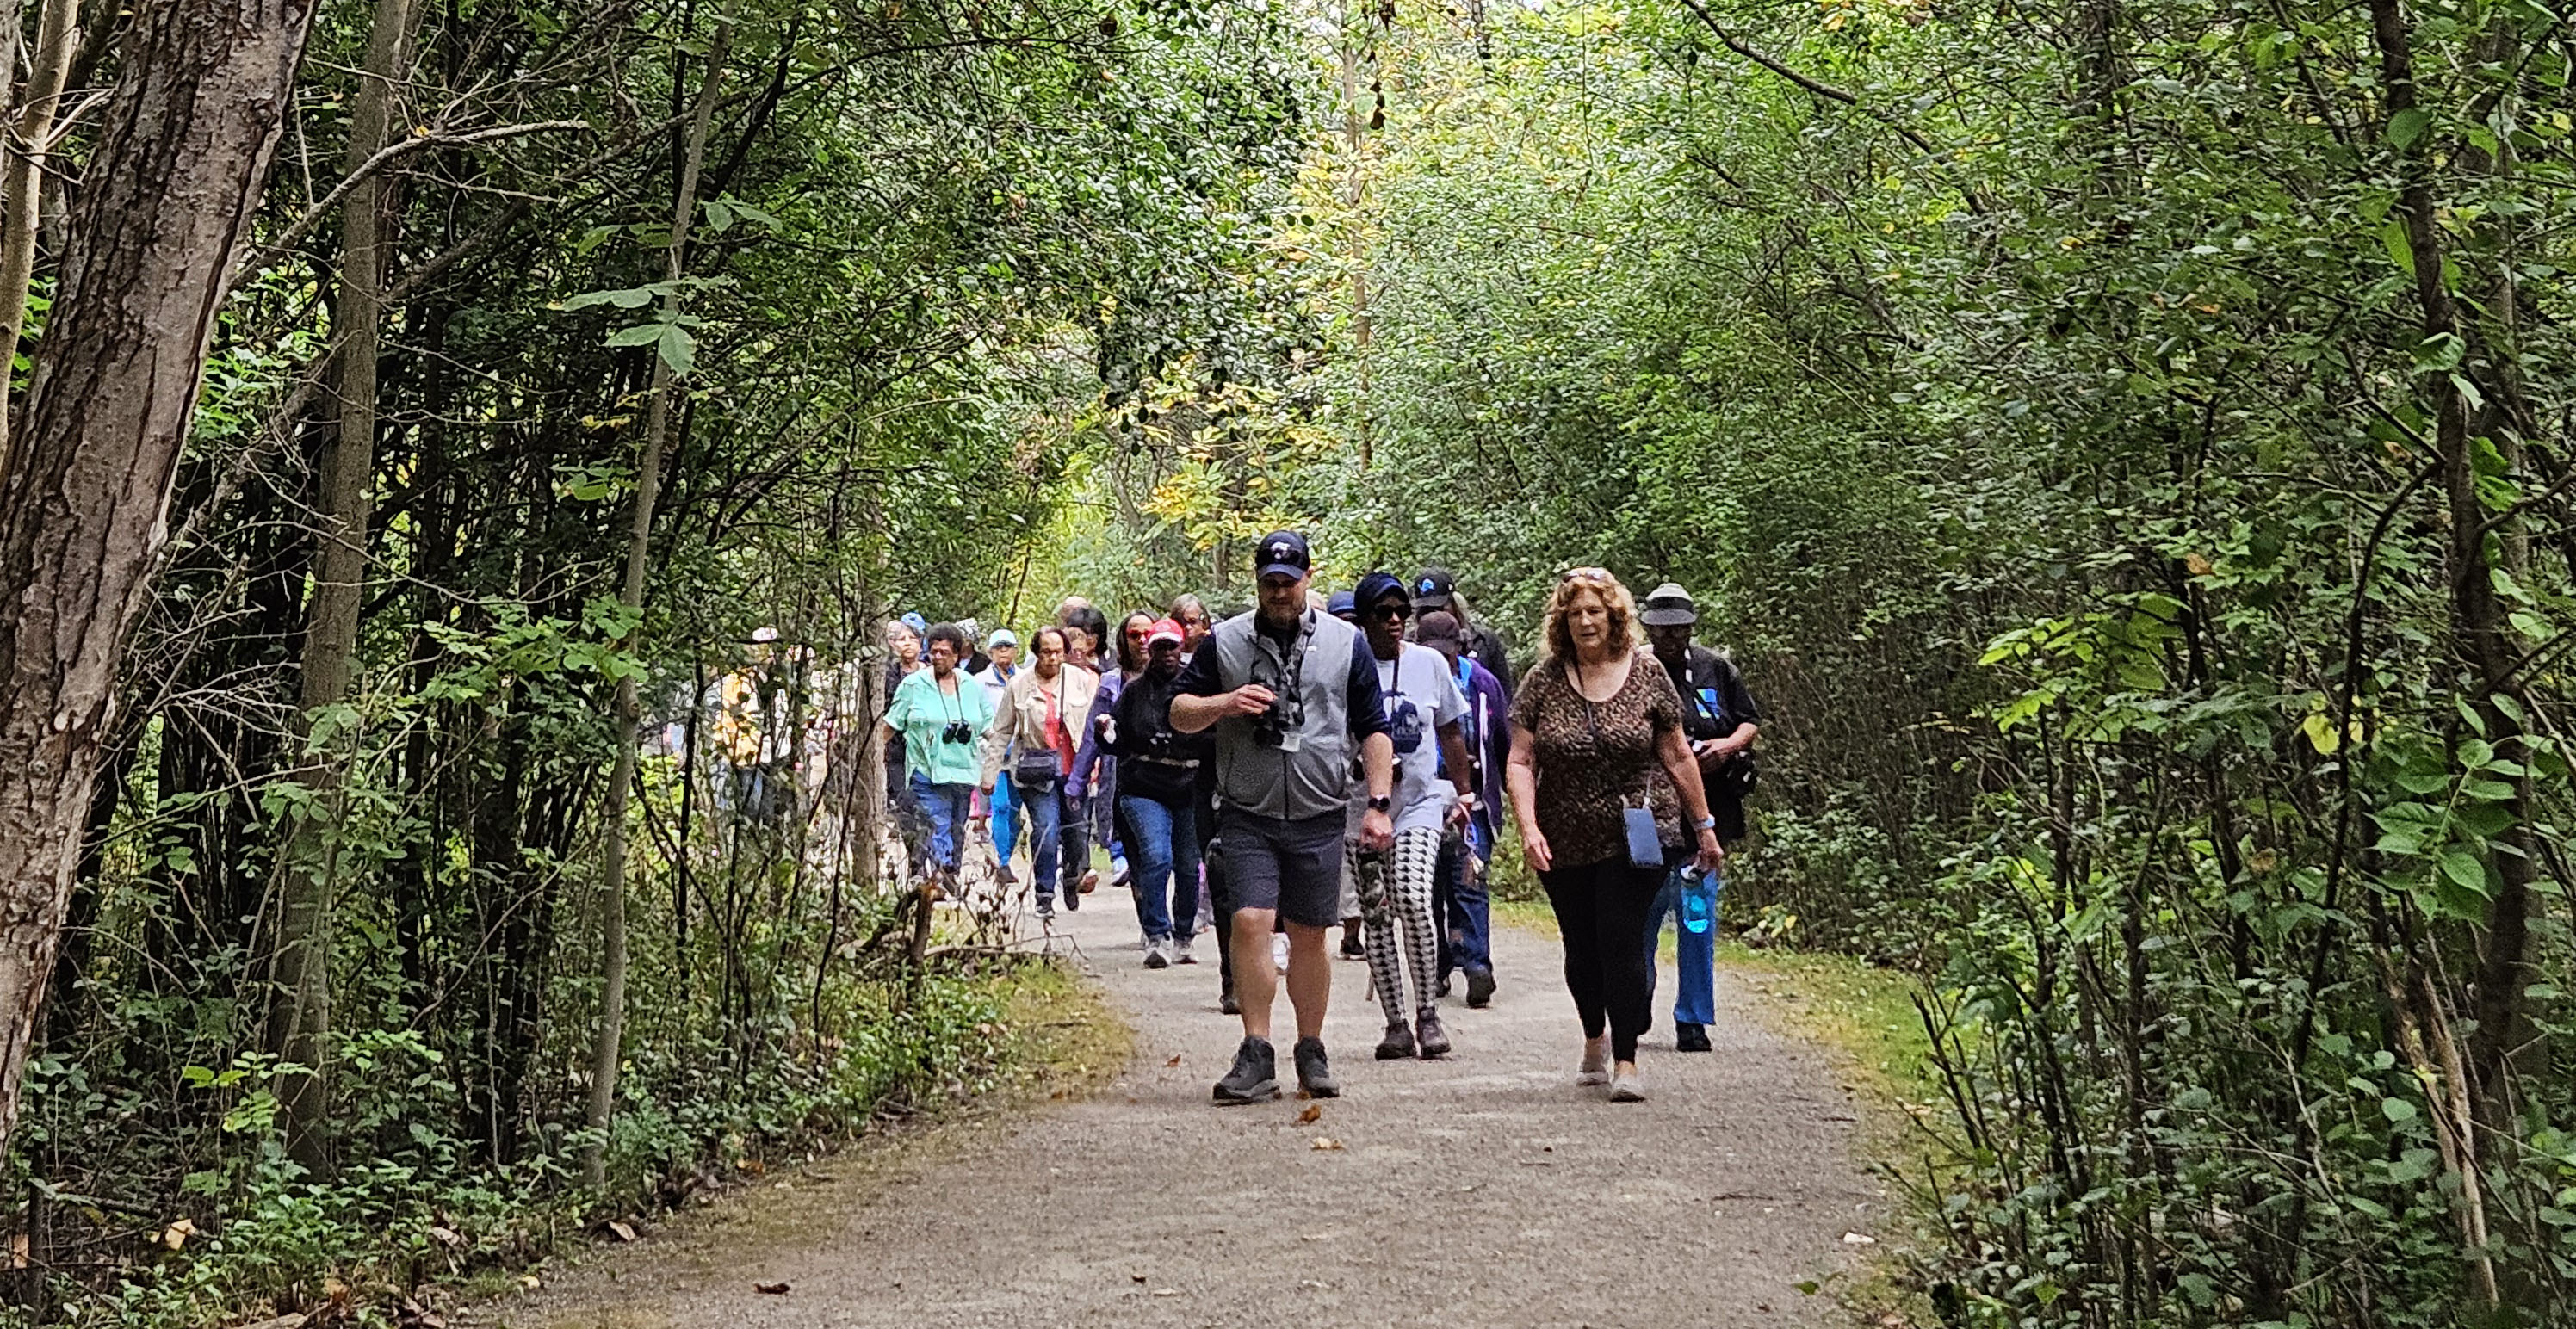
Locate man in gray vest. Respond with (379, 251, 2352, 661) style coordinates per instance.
(1173, 530, 1396, 1103)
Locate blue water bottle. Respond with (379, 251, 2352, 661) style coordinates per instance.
(1681, 867, 1719, 935)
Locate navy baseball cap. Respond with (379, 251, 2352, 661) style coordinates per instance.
(1255, 529, 1311, 580)
(1327, 590, 1358, 620)
(1355, 570, 1409, 611)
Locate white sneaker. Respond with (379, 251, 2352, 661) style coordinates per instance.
(1272, 934, 1290, 974)
(1143, 938, 1171, 969)
(1609, 1068, 1646, 1103)
(1174, 937, 1198, 965)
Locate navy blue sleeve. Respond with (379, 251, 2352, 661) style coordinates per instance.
(1175, 646, 1224, 698)
(1345, 646, 1389, 739)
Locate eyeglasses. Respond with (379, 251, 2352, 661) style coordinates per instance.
(1124, 627, 1149, 640)
(1372, 603, 1410, 621)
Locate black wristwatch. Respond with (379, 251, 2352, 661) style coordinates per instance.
(1367, 794, 1393, 813)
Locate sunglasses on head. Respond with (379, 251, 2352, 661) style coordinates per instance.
(1560, 566, 1615, 584)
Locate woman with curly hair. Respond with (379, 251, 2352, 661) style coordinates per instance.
(1505, 568, 1724, 1103)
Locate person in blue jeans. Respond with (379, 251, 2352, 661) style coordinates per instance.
(1415, 609, 1508, 1008)
(1638, 583, 1761, 1052)
(882, 622, 996, 887)
(1102, 618, 1209, 967)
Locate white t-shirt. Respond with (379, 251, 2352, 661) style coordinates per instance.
(1350, 640, 1469, 837)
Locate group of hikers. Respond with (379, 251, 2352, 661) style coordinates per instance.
(876, 533, 1761, 1105)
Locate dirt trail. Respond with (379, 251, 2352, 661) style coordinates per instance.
(488, 884, 1882, 1328)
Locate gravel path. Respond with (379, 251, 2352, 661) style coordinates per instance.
(494, 883, 1881, 1328)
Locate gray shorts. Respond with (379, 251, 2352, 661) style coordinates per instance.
(1217, 807, 1348, 929)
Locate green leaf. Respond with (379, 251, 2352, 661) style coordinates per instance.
(2387, 107, 2433, 149)
(2382, 1097, 2418, 1123)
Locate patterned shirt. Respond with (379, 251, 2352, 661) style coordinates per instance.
(1512, 651, 1685, 869)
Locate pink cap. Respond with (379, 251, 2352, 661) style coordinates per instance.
(1144, 617, 1186, 649)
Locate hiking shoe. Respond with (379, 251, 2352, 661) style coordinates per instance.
(1374, 1021, 1416, 1060)
(1212, 1037, 1279, 1104)
(1175, 937, 1198, 965)
(1675, 1022, 1712, 1053)
(1339, 930, 1366, 959)
(1144, 937, 1171, 969)
(1063, 879, 1081, 911)
(1294, 1037, 1341, 1098)
(1465, 967, 1496, 1009)
(1415, 1011, 1452, 1059)
(1608, 1068, 1646, 1103)
(1037, 899, 1056, 924)
(995, 862, 1017, 887)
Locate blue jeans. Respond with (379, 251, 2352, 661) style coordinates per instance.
(1118, 794, 1200, 941)
(909, 774, 975, 877)
(1434, 813, 1495, 977)
(1644, 864, 1720, 1026)
(1018, 779, 1065, 903)
(990, 771, 1018, 868)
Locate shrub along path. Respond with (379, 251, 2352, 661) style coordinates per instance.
(486, 883, 1879, 1327)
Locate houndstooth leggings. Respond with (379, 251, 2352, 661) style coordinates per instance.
(1353, 825, 1445, 1023)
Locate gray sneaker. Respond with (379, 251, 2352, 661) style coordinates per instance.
(1143, 936, 1172, 969)
(1174, 937, 1198, 965)
(1212, 1036, 1278, 1104)
(1294, 1036, 1341, 1098)
(1415, 1011, 1452, 1059)
(1374, 1021, 1416, 1060)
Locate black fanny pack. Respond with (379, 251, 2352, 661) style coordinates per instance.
(1012, 748, 1062, 790)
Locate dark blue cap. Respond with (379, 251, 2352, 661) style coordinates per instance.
(1327, 590, 1358, 620)
(1254, 529, 1310, 580)
(1355, 571, 1409, 611)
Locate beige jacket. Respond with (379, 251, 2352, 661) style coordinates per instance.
(977, 664, 1101, 786)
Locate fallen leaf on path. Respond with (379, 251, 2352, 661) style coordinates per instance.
(754, 1282, 791, 1295)
(1151, 1288, 1178, 1297)
(1841, 1232, 1878, 1246)
(603, 1220, 635, 1243)
(158, 1217, 195, 1251)
(1310, 1136, 1343, 1151)
(1165, 1054, 1182, 1066)
(517, 1276, 540, 1291)
(1297, 1103, 1322, 1123)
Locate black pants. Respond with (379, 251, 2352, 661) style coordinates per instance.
(1538, 857, 1664, 1062)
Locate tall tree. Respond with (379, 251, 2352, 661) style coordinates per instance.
(0, 0, 322, 1166)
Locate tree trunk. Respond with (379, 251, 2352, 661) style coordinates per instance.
(583, 27, 727, 1190)
(0, 0, 84, 487)
(267, 0, 417, 1178)
(0, 0, 320, 1169)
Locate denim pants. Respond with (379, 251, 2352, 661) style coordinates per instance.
(1016, 778, 1065, 904)
(1644, 864, 1722, 1027)
(989, 771, 1019, 869)
(909, 774, 975, 877)
(1433, 813, 1495, 978)
(1118, 794, 1200, 941)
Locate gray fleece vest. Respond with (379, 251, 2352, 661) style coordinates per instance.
(1204, 606, 1363, 822)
